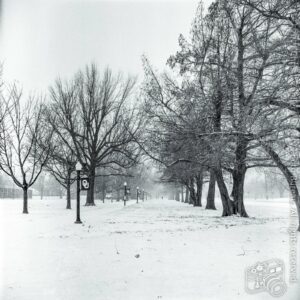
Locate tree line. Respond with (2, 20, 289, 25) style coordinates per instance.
(0, 0, 299, 232)
(0, 64, 144, 213)
(141, 0, 300, 231)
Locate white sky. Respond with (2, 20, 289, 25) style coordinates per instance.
(0, 0, 213, 92)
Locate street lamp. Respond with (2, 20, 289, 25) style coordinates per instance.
(142, 189, 145, 202)
(75, 161, 82, 224)
(124, 182, 127, 206)
(136, 186, 139, 203)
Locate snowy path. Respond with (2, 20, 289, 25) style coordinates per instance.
(0, 197, 299, 300)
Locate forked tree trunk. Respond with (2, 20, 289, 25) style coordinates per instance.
(214, 168, 232, 216)
(233, 23, 251, 217)
(262, 143, 300, 231)
(23, 186, 28, 214)
(206, 169, 216, 210)
(86, 166, 96, 206)
(195, 173, 203, 207)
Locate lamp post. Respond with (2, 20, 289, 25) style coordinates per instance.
(136, 186, 139, 203)
(75, 162, 82, 224)
(142, 189, 145, 201)
(124, 182, 127, 206)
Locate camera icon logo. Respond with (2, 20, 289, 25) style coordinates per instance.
(245, 259, 287, 297)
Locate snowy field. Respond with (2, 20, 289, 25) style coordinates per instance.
(1, 196, 299, 300)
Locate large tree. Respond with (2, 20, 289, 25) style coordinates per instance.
(0, 86, 53, 213)
(48, 64, 142, 206)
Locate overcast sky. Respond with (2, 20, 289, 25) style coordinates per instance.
(0, 0, 213, 92)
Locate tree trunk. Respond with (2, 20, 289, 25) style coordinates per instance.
(39, 175, 45, 200)
(231, 24, 250, 217)
(85, 166, 96, 206)
(262, 143, 300, 231)
(102, 188, 106, 203)
(278, 185, 284, 198)
(189, 177, 196, 205)
(23, 187, 28, 214)
(195, 173, 203, 207)
(40, 184, 44, 200)
(175, 188, 180, 201)
(206, 169, 216, 210)
(185, 186, 189, 203)
(264, 172, 269, 200)
(181, 185, 184, 202)
(232, 136, 249, 217)
(231, 168, 248, 217)
(66, 179, 71, 209)
(214, 168, 232, 216)
(117, 188, 120, 202)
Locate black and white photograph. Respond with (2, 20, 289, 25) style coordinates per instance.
(0, 0, 300, 299)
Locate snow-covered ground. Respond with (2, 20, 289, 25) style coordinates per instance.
(0, 196, 299, 300)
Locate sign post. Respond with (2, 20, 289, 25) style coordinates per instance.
(80, 178, 90, 191)
(75, 162, 83, 224)
(124, 182, 127, 206)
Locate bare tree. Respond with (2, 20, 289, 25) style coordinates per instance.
(142, 0, 300, 228)
(0, 86, 53, 213)
(167, 0, 294, 217)
(45, 140, 77, 209)
(48, 64, 142, 206)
